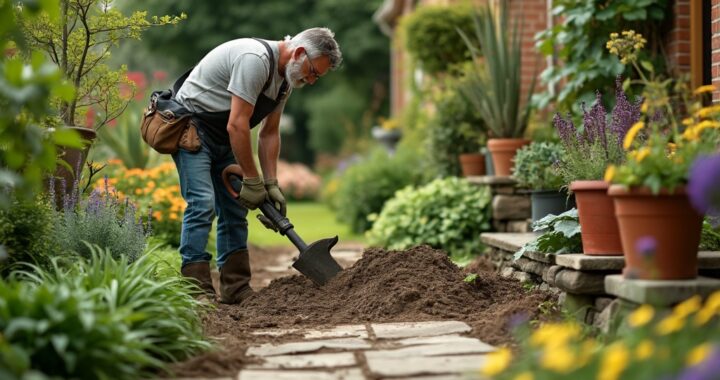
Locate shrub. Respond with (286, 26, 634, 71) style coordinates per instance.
(427, 63, 486, 177)
(333, 149, 425, 233)
(483, 293, 720, 380)
(512, 141, 565, 190)
(367, 177, 492, 256)
(0, 197, 60, 277)
(277, 160, 322, 201)
(53, 176, 150, 263)
(401, 5, 475, 74)
(1, 247, 210, 379)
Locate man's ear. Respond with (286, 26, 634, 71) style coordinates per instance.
(292, 46, 305, 59)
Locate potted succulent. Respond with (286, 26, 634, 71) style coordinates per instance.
(459, 1, 534, 176)
(553, 77, 639, 256)
(604, 30, 720, 280)
(16, 0, 184, 198)
(512, 141, 574, 223)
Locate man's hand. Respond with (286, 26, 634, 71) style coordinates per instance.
(237, 177, 267, 210)
(264, 178, 287, 216)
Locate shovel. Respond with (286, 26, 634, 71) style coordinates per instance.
(221, 164, 343, 286)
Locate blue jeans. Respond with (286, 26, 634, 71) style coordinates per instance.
(172, 139, 248, 269)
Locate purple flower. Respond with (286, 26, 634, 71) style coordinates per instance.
(553, 112, 576, 146)
(610, 75, 642, 139)
(581, 91, 608, 148)
(688, 154, 720, 217)
(676, 345, 720, 380)
(635, 236, 657, 258)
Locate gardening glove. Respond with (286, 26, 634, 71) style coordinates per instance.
(264, 178, 287, 216)
(257, 214, 278, 232)
(237, 177, 267, 210)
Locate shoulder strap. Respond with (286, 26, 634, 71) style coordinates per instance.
(251, 38, 276, 93)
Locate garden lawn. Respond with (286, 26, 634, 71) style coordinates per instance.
(247, 201, 365, 247)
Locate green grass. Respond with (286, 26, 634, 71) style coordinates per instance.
(247, 201, 365, 247)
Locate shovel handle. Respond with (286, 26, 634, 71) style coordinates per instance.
(221, 165, 304, 248)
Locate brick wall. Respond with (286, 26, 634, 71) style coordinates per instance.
(508, 0, 548, 100)
(712, 0, 720, 102)
(668, 0, 691, 73)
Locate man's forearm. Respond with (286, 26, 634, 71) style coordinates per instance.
(227, 121, 260, 178)
(258, 129, 280, 180)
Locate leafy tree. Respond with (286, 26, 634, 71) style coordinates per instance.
(16, 0, 186, 129)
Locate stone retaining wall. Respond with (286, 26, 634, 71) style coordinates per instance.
(467, 176, 531, 233)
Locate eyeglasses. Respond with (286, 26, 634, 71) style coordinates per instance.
(305, 53, 320, 81)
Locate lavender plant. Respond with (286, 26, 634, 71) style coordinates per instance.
(553, 77, 641, 184)
(51, 175, 151, 263)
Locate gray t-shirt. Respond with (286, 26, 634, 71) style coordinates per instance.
(176, 38, 290, 113)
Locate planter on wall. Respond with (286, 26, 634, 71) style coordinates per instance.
(530, 189, 576, 223)
(609, 185, 702, 280)
(569, 180, 623, 256)
(458, 153, 486, 177)
(487, 138, 530, 176)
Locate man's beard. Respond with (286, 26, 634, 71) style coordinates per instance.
(285, 56, 306, 89)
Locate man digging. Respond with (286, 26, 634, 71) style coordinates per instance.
(173, 27, 342, 303)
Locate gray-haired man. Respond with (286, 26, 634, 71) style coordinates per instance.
(173, 27, 342, 303)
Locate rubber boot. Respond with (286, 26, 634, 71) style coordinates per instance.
(181, 261, 216, 297)
(220, 249, 254, 304)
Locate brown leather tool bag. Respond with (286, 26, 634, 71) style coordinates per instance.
(140, 90, 200, 154)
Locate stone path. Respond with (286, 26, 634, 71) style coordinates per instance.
(244, 321, 493, 379)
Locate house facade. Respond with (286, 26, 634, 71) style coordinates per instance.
(374, 0, 716, 116)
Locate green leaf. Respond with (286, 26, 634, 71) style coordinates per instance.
(640, 60, 655, 73)
(623, 8, 647, 20)
(52, 128, 83, 148)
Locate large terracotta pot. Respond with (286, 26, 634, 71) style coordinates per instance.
(50, 126, 97, 207)
(608, 185, 703, 280)
(569, 180, 623, 256)
(487, 138, 530, 176)
(458, 153, 486, 177)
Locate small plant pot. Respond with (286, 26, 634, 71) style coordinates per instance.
(487, 138, 530, 176)
(458, 153, 486, 177)
(371, 127, 402, 155)
(531, 189, 576, 223)
(609, 185, 703, 280)
(570, 180, 623, 256)
(483, 147, 495, 176)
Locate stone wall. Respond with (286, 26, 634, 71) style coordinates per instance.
(467, 176, 530, 233)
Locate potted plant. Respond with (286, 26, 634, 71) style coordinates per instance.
(371, 117, 402, 155)
(512, 141, 573, 223)
(553, 78, 639, 256)
(605, 30, 720, 280)
(16, 1, 184, 198)
(427, 62, 488, 177)
(459, 2, 534, 176)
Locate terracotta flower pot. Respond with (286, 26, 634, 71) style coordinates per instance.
(487, 138, 530, 176)
(569, 180, 623, 256)
(608, 185, 703, 280)
(458, 153, 486, 177)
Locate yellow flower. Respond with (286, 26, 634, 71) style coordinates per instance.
(530, 323, 582, 348)
(624, 121, 644, 149)
(694, 84, 717, 94)
(628, 304, 654, 327)
(704, 290, 720, 313)
(170, 212, 178, 221)
(635, 147, 650, 162)
(604, 165, 616, 182)
(152, 211, 163, 221)
(641, 101, 649, 113)
(481, 347, 512, 376)
(514, 372, 533, 380)
(682, 118, 694, 126)
(635, 340, 654, 360)
(655, 314, 685, 335)
(686, 343, 713, 366)
(597, 342, 629, 380)
(541, 345, 576, 373)
(674, 295, 702, 318)
(694, 306, 715, 326)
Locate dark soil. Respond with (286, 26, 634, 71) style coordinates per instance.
(169, 245, 557, 378)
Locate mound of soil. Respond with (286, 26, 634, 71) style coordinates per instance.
(170, 245, 557, 378)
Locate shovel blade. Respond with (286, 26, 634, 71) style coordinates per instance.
(292, 236, 342, 286)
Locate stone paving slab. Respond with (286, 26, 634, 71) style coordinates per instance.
(247, 338, 371, 357)
(238, 369, 364, 380)
(250, 328, 299, 337)
(480, 233, 534, 253)
(699, 251, 720, 269)
(394, 334, 479, 346)
(366, 355, 487, 378)
(365, 340, 495, 359)
(605, 275, 720, 306)
(372, 321, 472, 339)
(248, 352, 357, 369)
(466, 176, 517, 186)
(555, 254, 624, 271)
(304, 325, 368, 339)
